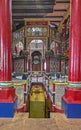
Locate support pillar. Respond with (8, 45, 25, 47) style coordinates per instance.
(0, 0, 15, 117)
(58, 59, 61, 72)
(0, 0, 12, 81)
(46, 55, 50, 73)
(24, 84, 27, 103)
(42, 60, 45, 72)
(24, 57, 27, 72)
(62, 0, 81, 118)
(28, 59, 30, 71)
(51, 83, 55, 112)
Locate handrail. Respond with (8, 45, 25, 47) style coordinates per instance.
(13, 74, 31, 87)
(44, 74, 68, 85)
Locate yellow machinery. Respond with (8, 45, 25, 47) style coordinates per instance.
(29, 86, 45, 118)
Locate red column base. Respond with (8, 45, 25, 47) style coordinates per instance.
(0, 87, 15, 102)
(64, 87, 81, 102)
(62, 87, 81, 118)
(0, 86, 15, 117)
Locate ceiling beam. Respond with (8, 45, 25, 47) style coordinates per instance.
(12, 0, 54, 1)
(12, 5, 53, 10)
(58, 7, 70, 32)
(12, 13, 47, 17)
(53, 9, 67, 12)
(50, 20, 61, 22)
(12, 9, 53, 13)
(12, 1, 55, 5)
(45, 16, 63, 18)
(56, 0, 70, 4)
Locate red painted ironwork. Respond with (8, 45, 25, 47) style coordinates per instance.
(0, 87, 15, 102)
(68, 0, 81, 82)
(65, 87, 81, 102)
(0, 0, 12, 81)
(52, 84, 55, 92)
(62, 0, 81, 118)
(24, 84, 26, 92)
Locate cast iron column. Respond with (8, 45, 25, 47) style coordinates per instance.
(0, 0, 12, 81)
(69, 0, 81, 83)
(62, 0, 81, 118)
(24, 57, 27, 72)
(0, 0, 15, 118)
(46, 55, 50, 73)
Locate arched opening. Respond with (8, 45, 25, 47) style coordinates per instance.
(28, 39, 45, 72)
(31, 51, 42, 71)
